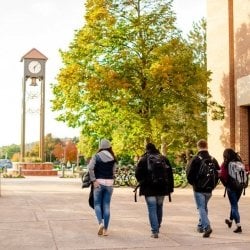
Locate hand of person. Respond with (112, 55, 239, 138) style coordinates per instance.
(93, 180, 100, 188)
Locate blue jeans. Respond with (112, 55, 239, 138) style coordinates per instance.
(194, 191, 212, 230)
(227, 187, 242, 224)
(93, 184, 113, 229)
(145, 196, 165, 234)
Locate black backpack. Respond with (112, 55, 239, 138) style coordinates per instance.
(81, 171, 91, 188)
(196, 156, 219, 191)
(147, 153, 169, 185)
(134, 153, 172, 202)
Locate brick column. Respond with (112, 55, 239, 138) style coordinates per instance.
(239, 107, 249, 166)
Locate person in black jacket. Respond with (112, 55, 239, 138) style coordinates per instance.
(186, 139, 220, 238)
(135, 143, 174, 238)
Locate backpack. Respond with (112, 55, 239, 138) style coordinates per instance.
(147, 153, 169, 185)
(196, 156, 219, 191)
(81, 171, 91, 188)
(228, 161, 249, 193)
(133, 153, 172, 202)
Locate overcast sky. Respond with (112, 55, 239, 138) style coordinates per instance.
(0, 0, 206, 146)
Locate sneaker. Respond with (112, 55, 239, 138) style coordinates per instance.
(151, 233, 159, 238)
(233, 226, 242, 233)
(225, 219, 232, 228)
(98, 224, 104, 235)
(203, 227, 212, 238)
(103, 229, 109, 236)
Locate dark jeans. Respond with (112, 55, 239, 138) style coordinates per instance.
(227, 187, 242, 224)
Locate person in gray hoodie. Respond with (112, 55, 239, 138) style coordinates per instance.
(88, 139, 117, 236)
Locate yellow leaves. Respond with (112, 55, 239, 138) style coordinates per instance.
(150, 56, 172, 80)
(103, 69, 130, 90)
(87, 7, 109, 22)
(85, 64, 131, 92)
(85, 0, 115, 26)
(58, 63, 82, 85)
(53, 63, 84, 111)
(86, 77, 102, 91)
(51, 0, 210, 157)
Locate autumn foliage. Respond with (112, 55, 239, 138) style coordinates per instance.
(52, 141, 77, 163)
(51, 0, 213, 158)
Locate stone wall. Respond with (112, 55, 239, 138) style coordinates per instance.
(16, 163, 58, 176)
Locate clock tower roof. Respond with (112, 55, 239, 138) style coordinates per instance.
(21, 48, 48, 62)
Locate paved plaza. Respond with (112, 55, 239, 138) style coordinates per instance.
(0, 176, 249, 250)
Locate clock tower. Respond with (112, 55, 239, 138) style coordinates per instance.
(20, 48, 48, 162)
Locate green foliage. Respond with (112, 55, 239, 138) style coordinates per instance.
(188, 18, 224, 121)
(51, 0, 210, 159)
(24, 157, 42, 163)
(0, 144, 20, 160)
(117, 154, 135, 166)
(44, 133, 62, 162)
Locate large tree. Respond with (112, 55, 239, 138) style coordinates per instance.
(51, 0, 210, 158)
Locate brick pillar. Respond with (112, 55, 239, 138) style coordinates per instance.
(239, 107, 249, 167)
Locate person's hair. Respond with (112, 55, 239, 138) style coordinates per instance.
(223, 148, 242, 166)
(197, 139, 208, 150)
(98, 147, 117, 163)
(146, 143, 160, 154)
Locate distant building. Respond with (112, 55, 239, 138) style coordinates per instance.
(207, 0, 250, 166)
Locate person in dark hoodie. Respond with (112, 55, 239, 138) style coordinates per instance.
(135, 143, 174, 239)
(88, 139, 117, 236)
(186, 139, 220, 238)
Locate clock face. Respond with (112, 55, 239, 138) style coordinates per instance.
(28, 60, 42, 74)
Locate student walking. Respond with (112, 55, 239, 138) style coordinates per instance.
(88, 139, 117, 236)
(135, 143, 174, 239)
(186, 139, 220, 238)
(220, 148, 248, 233)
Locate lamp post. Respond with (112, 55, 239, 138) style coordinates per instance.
(63, 142, 67, 164)
(61, 142, 68, 177)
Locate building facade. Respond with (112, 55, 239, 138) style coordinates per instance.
(207, 0, 250, 165)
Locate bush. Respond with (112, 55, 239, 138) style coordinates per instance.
(2, 173, 25, 178)
(117, 154, 134, 166)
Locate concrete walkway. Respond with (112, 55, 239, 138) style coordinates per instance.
(0, 176, 249, 250)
